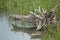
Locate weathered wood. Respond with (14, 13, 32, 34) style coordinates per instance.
(10, 12, 56, 31)
(10, 14, 29, 20)
(10, 5, 57, 31)
(10, 14, 39, 24)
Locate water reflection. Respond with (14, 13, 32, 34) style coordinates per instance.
(0, 12, 41, 40)
(11, 24, 41, 38)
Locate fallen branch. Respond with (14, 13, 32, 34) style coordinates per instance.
(10, 5, 57, 31)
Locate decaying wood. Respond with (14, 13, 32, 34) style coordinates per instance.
(10, 5, 57, 31)
(10, 13, 40, 24)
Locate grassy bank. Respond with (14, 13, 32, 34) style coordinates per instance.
(0, 0, 60, 40)
(0, 0, 60, 20)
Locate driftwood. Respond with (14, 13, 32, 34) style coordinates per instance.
(10, 14, 38, 24)
(10, 5, 57, 31)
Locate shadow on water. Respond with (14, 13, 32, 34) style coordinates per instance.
(0, 12, 41, 40)
(11, 24, 41, 38)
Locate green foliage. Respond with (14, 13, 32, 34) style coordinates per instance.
(41, 22, 60, 40)
(0, 0, 60, 40)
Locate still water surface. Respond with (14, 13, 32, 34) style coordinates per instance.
(0, 12, 40, 40)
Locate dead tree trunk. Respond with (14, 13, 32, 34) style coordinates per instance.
(10, 5, 57, 31)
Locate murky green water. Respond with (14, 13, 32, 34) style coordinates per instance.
(0, 12, 41, 40)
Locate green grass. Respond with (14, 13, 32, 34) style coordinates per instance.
(41, 22, 60, 40)
(0, 0, 60, 40)
(0, 0, 60, 20)
(42, 22, 60, 40)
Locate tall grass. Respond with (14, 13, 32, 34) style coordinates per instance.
(0, 0, 60, 40)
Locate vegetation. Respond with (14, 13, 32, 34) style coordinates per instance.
(41, 23, 60, 40)
(0, 0, 60, 40)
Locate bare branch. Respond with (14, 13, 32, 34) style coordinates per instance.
(35, 6, 41, 14)
(29, 11, 34, 14)
(42, 8, 46, 13)
(38, 6, 41, 13)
